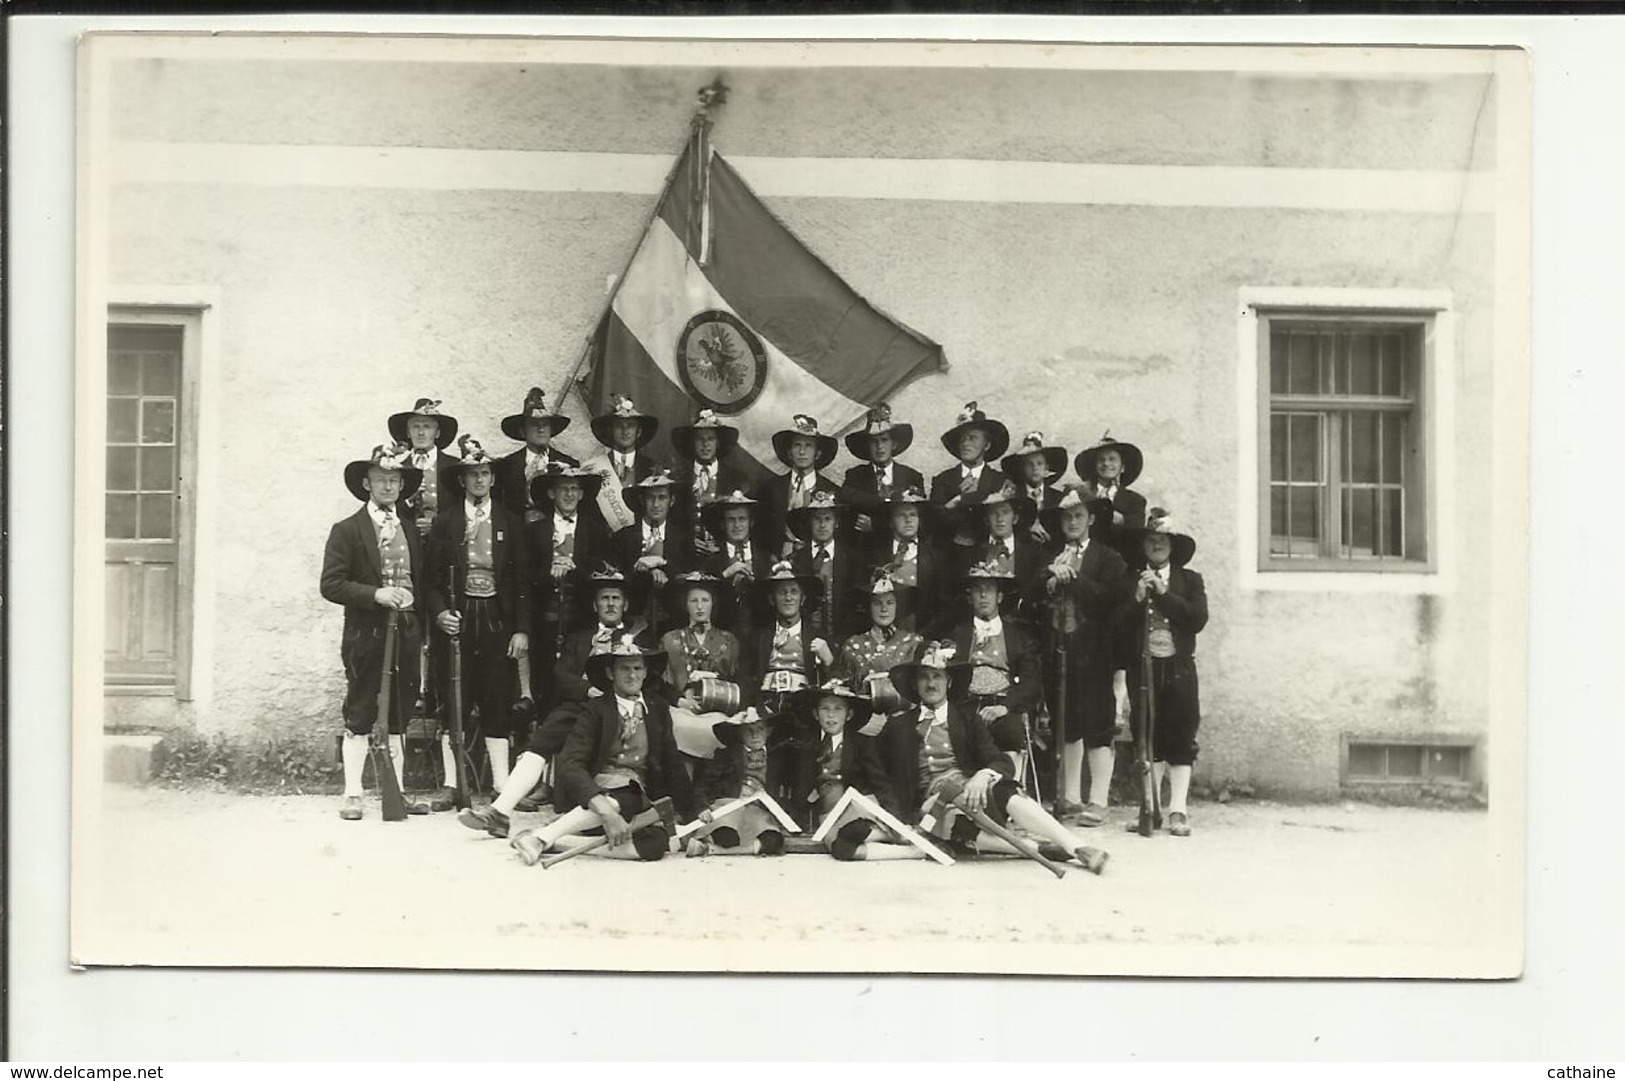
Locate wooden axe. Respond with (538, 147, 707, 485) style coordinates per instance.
(539, 796, 675, 869)
(927, 779, 1068, 879)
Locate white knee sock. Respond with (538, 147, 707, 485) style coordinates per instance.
(440, 734, 458, 788)
(388, 734, 406, 790)
(486, 737, 511, 793)
(1112, 669, 1129, 722)
(493, 752, 546, 816)
(1087, 745, 1115, 807)
(1062, 742, 1086, 804)
(1168, 764, 1192, 816)
(1153, 760, 1168, 798)
(341, 732, 368, 798)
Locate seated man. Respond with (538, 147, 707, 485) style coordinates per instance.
(797, 679, 928, 862)
(947, 560, 1043, 770)
(887, 643, 1108, 872)
(508, 642, 703, 866)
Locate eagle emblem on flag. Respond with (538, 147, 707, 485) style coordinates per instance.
(677, 309, 767, 414)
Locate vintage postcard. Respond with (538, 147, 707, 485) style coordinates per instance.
(70, 31, 1529, 977)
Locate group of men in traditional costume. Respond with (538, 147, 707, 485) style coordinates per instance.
(320, 386, 1210, 871)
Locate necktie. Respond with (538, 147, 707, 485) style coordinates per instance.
(696, 467, 713, 498)
(378, 507, 397, 548)
(413, 451, 431, 469)
(814, 544, 830, 568)
(617, 455, 631, 484)
(465, 499, 487, 543)
(820, 732, 835, 766)
(791, 473, 810, 509)
(621, 699, 645, 743)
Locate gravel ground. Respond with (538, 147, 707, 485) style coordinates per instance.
(72, 785, 1512, 978)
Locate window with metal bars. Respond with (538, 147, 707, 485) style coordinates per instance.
(1263, 316, 1429, 569)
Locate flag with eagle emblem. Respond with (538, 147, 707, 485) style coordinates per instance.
(580, 123, 948, 486)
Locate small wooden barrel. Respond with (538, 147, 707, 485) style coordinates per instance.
(691, 678, 742, 714)
(865, 674, 904, 714)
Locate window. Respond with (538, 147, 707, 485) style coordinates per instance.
(1260, 313, 1432, 572)
(1341, 736, 1475, 787)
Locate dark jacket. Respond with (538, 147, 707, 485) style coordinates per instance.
(524, 505, 612, 595)
(791, 539, 868, 645)
(550, 623, 656, 706)
(1129, 565, 1208, 659)
(554, 693, 700, 821)
(741, 623, 825, 709)
(423, 499, 531, 633)
(928, 464, 1008, 507)
(320, 505, 428, 631)
(704, 540, 778, 637)
(1090, 486, 1149, 552)
(612, 518, 697, 579)
(1036, 537, 1135, 651)
(672, 460, 753, 539)
(949, 615, 1043, 717)
(756, 470, 839, 552)
(839, 461, 927, 515)
(797, 721, 899, 817)
(889, 699, 1015, 813)
(950, 534, 1046, 622)
(866, 534, 954, 638)
(494, 446, 580, 517)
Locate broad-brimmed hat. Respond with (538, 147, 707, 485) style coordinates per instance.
(844, 403, 914, 461)
(1075, 431, 1144, 487)
(1001, 430, 1067, 482)
(699, 488, 760, 536)
(939, 401, 1010, 462)
(1122, 507, 1197, 567)
(387, 398, 459, 450)
(1038, 486, 1114, 537)
(794, 677, 874, 725)
(584, 640, 668, 692)
(786, 489, 857, 541)
(888, 641, 974, 706)
(755, 560, 824, 613)
(344, 442, 423, 503)
(573, 562, 634, 600)
(875, 485, 939, 524)
(500, 386, 571, 442)
(446, 434, 499, 489)
(857, 567, 916, 615)
(622, 466, 679, 517)
(662, 571, 727, 622)
(961, 558, 1021, 611)
(966, 482, 1037, 530)
(670, 408, 740, 462)
(528, 461, 604, 507)
(590, 394, 659, 450)
(771, 414, 838, 471)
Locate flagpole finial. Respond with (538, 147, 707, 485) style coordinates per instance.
(697, 77, 730, 116)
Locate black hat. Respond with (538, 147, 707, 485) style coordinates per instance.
(888, 641, 974, 706)
(1001, 430, 1068, 482)
(590, 394, 659, 451)
(1122, 507, 1197, 567)
(875, 485, 939, 522)
(961, 558, 1021, 612)
(844, 403, 914, 461)
(528, 461, 604, 507)
(1037, 486, 1114, 538)
(622, 466, 679, 517)
(446, 434, 499, 489)
(771, 414, 838, 471)
(574, 562, 634, 600)
(793, 677, 874, 726)
(939, 401, 1010, 462)
(387, 398, 459, 450)
(670, 408, 740, 462)
(501, 386, 571, 442)
(785, 489, 857, 542)
(966, 482, 1038, 531)
(343, 442, 423, 503)
(663, 571, 727, 622)
(699, 489, 760, 537)
(1075, 431, 1144, 487)
(754, 559, 824, 614)
(584, 640, 668, 693)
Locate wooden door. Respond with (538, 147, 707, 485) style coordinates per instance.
(105, 322, 190, 693)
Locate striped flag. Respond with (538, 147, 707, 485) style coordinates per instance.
(580, 133, 947, 484)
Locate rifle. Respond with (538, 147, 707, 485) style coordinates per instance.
(444, 566, 473, 810)
(1135, 594, 1163, 838)
(370, 609, 411, 822)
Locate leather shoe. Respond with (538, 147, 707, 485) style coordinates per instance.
(1053, 798, 1085, 822)
(1168, 812, 1191, 838)
(457, 805, 510, 838)
(428, 787, 457, 813)
(405, 799, 430, 816)
(1074, 845, 1110, 874)
(338, 796, 363, 821)
(513, 796, 541, 813)
(511, 831, 546, 867)
(1077, 803, 1108, 827)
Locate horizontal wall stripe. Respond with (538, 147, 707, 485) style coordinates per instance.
(110, 140, 1497, 214)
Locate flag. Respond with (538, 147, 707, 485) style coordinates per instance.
(580, 130, 948, 486)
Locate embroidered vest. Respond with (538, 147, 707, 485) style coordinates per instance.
(464, 506, 496, 597)
(378, 514, 413, 591)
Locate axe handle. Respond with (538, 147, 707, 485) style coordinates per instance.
(539, 798, 673, 869)
(954, 799, 1067, 879)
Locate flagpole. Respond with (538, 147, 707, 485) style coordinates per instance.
(567, 77, 730, 412)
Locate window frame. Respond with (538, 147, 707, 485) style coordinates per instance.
(1238, 287, 1456, 595)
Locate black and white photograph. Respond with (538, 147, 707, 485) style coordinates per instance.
(69, 31, 1529, 978)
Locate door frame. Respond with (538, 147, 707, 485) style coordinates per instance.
(104, 302, 204, 702)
